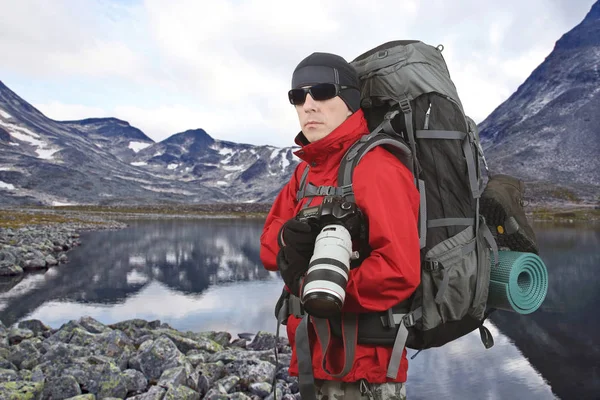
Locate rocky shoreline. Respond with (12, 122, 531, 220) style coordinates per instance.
(0, 221, 127, 277)
(0, 317, 295, 400)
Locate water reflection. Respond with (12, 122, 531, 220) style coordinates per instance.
(0, 219, 279, 333)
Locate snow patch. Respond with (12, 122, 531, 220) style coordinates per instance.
(129, 141, 152, 153)
(219, 147, 234, 156)
(0, 121, 60, 160)
(8, 143, 19, 146)
(280, 152, 290, 171)
(141, 185, 194, 195)
(51, 201, 77, 206)
(115, 175, 153, 184)
(0, 109, 11, 119)
(216, 181, 228, 186)
(224, 173, 234, 179)
(222, 165, 244, 171)
(0, 122, 40, 138)
(166, 252, 177, 264)
(131, 161, 148, 166)
(127, 271, 149, 284)
(129, 255, 145, 266)
(0, 180, 15, 190)
(36, 148, 60, 160)
(167, 163, 179, 170)
(270, 148, 280, 159)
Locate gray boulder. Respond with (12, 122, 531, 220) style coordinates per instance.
(0, 368, 20, 383)
(164, 384, 200, 399)
(128, 385, 166, 400)
(8, 327, 34, 345)
(77, 316, 111, 334)
(18, 320, 51, 336)
(213, 375, 240, 393)
(8, 339, 41, 369)
(249, 382, 272, 398)
(225, 359, 275, 386)
(48, 374, 82, 399)
(124, 368, 148, 395)
(228, 392, 253, 400)
(195, 362, 226, 385)
(0, 380, 44, 399)
(136, 336, 187, 382)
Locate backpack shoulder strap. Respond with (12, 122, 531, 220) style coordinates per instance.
(337, 121, 427, 249)
(296, 164, 311, 202)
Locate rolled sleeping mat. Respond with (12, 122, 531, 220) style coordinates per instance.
(487, 251, 548, 314)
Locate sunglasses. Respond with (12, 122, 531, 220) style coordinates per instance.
(288, 83, 356, 105)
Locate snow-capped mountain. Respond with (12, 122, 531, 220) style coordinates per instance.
(478, 1, 600, 202)
(0, 81, 299, 205)
(62, 118, 154, 164)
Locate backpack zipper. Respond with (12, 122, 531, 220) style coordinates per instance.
(424, 103, 432, 130)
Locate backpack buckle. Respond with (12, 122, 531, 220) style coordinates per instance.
(317, 186, 336, 196)
(403, 312, 416, 327)
(398, 97, 412, 114)
(425, 260, 441, 271)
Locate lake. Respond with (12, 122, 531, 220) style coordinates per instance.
(0, 218, 598, 400)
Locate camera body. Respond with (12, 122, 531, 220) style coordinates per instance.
(296, 196, 363, 318)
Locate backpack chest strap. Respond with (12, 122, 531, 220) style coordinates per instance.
(295, 164, 354, 202)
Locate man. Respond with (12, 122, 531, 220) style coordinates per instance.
(259, 52, 421, 399)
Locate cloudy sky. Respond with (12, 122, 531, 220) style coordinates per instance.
(0, 0, 596, 148)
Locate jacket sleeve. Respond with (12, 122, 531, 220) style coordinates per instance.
(259, 164, 303, 271)
(342, 149, 421, 313)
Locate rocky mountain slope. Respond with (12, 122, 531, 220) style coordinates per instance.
(478, 1, 599, 204)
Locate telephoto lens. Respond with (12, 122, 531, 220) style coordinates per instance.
(301, 223, 354, 318)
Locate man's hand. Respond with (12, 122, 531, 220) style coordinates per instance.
(277, 219, 319, 296)
(278, 219, 318, 257)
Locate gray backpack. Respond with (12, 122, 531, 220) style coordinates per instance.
(294, 40, 500, 379)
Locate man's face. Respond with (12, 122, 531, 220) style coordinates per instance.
(295, 88, 351, 143)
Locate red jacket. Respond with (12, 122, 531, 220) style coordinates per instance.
(259, 110, 421, 383)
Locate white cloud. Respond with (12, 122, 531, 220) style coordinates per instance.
(0, 0, 596, 147)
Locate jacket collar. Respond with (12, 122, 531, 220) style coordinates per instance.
(293, 110, 369, 169)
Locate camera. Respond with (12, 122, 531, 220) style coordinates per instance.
(296, 196, 363, 318)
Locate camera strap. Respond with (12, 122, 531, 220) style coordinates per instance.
(313, 313, 358, 378)
(295, 313, 358, 400)
(296, 316, 317, 400)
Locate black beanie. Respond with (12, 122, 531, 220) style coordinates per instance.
(291, 52, 361, 112)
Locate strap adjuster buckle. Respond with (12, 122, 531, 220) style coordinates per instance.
(425, 260, 440, 271)
(403, 312, 416, 327)
(398, 97, 412, 114)
(317, 186, 336, 196)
